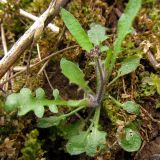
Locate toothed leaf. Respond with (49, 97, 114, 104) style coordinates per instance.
(66, 127, 106, 156)
(60, 58, 92, 93)
(87, 23, 108, 46)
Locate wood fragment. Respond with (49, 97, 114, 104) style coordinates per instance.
(19, 9, 59, 33)
(0, 0, 69, 80)
(146, 51, 160, 70)
(1, 24, 10, 91)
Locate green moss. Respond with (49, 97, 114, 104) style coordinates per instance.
(142, 0, 156, 6)
(26, 0, 50, 13)
(20, 0, 32, 8)
(68, 0, 108, 27)
(19, 129, 45, 160)
(103, 99, 121, 124)
(138, 72, 157, 97)
(12, 73, 44, 92)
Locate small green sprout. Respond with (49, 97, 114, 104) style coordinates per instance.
(4, 0, 142, 156)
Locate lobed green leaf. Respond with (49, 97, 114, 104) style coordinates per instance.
(5, 88, 89, 118)
(66, 127, 106, 157)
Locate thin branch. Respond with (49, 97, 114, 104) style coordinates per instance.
(141, 106, 160, 124)
(38, 60, 49, 75)
(1, 24, 10, 91)
(107, 75, 119, 88)
(0, 45, 78, 87)
(19, 9, 59, 33)
(38, 26, 66, 74)
(146, 50, 160, 69)
(141, 40, 160, 70)
(26, 41, 34, 76)
(12, 66, 33, 71)
(44, 71, 54, 90)
(37, 43, 54, 90)
(0, 0, 69, 79)
(1, 24, 8, 55)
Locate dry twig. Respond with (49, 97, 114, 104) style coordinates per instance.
(0, 0, 69, 79)
(19, 9, 59, 33)
(141, 40, 160, 70)
(0, 45, 78, 88)
(1, 24, 10, 91)
(38, 26, 66, 74)
(37, 44, 54, 90)
(141, 106, 160, 125)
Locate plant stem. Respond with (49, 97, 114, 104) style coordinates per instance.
(94, 106, 101, 128)
(42, 98, 89, 107)
(64, 105, 86, 118)
(107, 75, 120, 88)
(84, 108, 95, 124)
(96, 58, 105, 104)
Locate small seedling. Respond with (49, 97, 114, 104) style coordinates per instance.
(4, 0, 142, 156)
